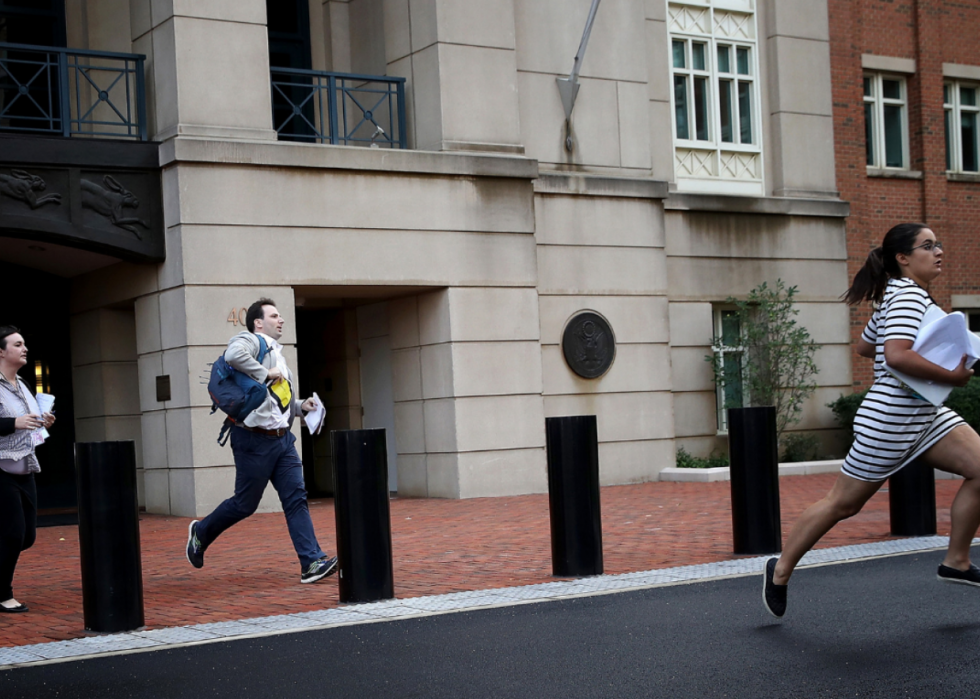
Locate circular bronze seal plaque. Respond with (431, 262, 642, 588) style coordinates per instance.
(562, 312, 616, 379)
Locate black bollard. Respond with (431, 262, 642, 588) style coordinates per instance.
(331, 428, 394, 603)
(728, 406, 782, 554)
(889, 459, 936, 536)
(74, 441, 144, 633)
(545, 415, 603, 577)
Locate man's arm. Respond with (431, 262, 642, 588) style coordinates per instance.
(224, 334, 270, 383)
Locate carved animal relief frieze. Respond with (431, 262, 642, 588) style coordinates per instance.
(81, 175, 149, 239)
(0, 170, 62, 209)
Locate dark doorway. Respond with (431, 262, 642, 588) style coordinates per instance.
(0, 259, 76, 525)
(296, 307, 361, 498)
(267, 0, 316, 142)
(0, 1, 68, 135)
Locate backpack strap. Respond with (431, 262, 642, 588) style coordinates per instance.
(256, 334, 269, 366)
(217, 418, 234, 447)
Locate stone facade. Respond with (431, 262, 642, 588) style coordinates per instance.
(4, 0, 852, 514)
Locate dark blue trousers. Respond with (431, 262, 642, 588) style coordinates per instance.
(197, 425, 325, 571)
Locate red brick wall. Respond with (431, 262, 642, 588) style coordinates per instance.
(828, 0, 980, 389)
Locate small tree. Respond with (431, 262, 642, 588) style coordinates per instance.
(707, 280, 821, 438)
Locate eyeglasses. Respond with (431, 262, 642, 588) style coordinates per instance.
(910, 240, 943, 253)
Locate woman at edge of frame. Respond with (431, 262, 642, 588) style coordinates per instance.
(763, 222, 980, 618)
(0, 326, 56, 614)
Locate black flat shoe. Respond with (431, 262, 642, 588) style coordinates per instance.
(937, 563, 980, 587)
(763, 558, 787, 618)
(0, 602, 28, 613)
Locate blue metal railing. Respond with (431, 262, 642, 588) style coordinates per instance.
(270, 67, 407, 149)
(0, 42, 147, 141)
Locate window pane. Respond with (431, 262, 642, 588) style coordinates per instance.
(694, 77, 709, 140)
(944, 83, 952, 105)
(672, 40, 686, 69)
(946, 109, 953, 170)
(882, 79, 901, 100)
(963, 111, 979, 171)
(865, 102, 875, 166)
(722, 353, 743, 409)
(692, 43, 706, 71)
(674, 76, 689, 139)
(962, 86, 978, 107)
(736, 47, 749, 75)
(738, 80, 752, 144)
(970, 313, 980, 333)
(719, 80, 733, 142)
(883, 104, 903, 167)
(718, 45, 730, 74)
(721, 312, 740, 346)
(864, 77, 872, 98)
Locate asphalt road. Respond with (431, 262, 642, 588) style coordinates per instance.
(4, 549, 980, 698)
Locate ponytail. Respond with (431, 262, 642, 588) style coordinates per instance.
(841, 223, 929, 305)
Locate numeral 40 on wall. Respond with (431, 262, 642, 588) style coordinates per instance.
(227, 308, 247, 326)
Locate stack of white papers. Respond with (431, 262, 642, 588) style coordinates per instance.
(35, 392, 54, 443)
(885, 307, 980, 406)
(303, 392, 326, 434)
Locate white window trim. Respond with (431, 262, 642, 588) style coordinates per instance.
(711, 305, 745, 434)
(667, 0, 764, 196)
(864, 72, 909, 171)
(944, 80, 980, 174)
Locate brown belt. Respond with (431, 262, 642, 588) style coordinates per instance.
(229, 420, 289, 438)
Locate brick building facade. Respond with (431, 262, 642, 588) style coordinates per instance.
(829, 0, 980, 388)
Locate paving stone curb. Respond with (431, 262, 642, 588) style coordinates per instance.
(0, 535, 962, 671)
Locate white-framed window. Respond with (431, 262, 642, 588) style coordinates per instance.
(864, 73, 909, 169)
(711, 306, 745, 432)
(667, 0, 763, 196)
(944, 81, 980, 173)
(963, 309, 980, 334)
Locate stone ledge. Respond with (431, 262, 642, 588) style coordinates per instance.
(660, 459, 844, 482)
(866, 168, 923, 180)
(660, 460, 965, 482)
(159, 137, 540, 180)
(534, 172, 669, 199)
(663, 192, 849, 218)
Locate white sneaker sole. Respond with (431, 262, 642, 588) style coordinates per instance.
(301, 559, 338, 584)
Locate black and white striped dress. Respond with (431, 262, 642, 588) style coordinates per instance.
(841, 277, 966, 482)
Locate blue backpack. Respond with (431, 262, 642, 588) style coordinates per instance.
(208, 335, 269, 445)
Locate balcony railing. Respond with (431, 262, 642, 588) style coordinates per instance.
(271, 67, 407, 149)
(0, 42, 147, 141)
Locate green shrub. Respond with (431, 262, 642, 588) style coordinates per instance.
(827, 390, 868, 442)
(828, 377, 980, 443)
(780, 433, 820, 463)
(945, 377, 980, 432)
(676, 446, 730, 469)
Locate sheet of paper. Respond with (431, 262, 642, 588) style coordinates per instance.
(34, 392, 54, 442)
(885, 311, 980, 406)
(303, 392, 326, 435)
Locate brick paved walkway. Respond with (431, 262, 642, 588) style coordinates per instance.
(0, 474, 962, 649)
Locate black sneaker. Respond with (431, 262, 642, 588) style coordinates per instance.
(937, 563, 980, 587)
(763, 557, 787, 618)
(301, 556, 338, 584)
(186, 520, 204, 569)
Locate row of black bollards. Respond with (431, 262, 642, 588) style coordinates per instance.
(74, 411, 938, 633)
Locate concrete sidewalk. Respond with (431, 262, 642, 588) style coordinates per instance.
(0, 473, 962, 649)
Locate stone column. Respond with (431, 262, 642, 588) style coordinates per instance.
(384, 0, 524, 154)
(130, 0, 277, 142)
(763, 0, 837, 198)
(390, 288, 546, 499)
(135, 285, 297, 516)
(70, 309, 145, 505)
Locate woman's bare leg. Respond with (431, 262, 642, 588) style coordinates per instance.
(919, 425, 980, 570)
(772, 473, 883, 585)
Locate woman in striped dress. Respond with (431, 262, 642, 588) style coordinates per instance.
(763, 223, 980, 618)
